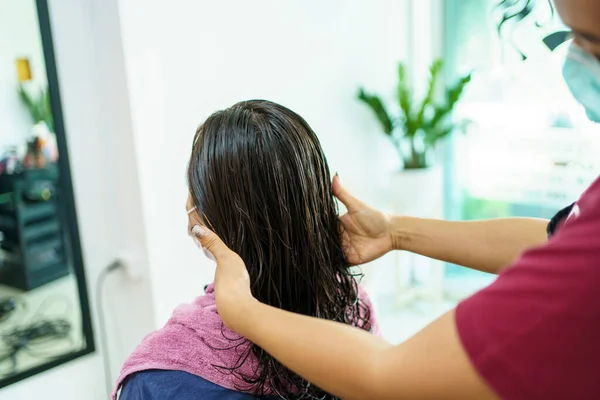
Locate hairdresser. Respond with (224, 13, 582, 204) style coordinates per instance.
(192, 0, 600, 398)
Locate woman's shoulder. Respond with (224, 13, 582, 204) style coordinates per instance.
(118, 370, 276, 400)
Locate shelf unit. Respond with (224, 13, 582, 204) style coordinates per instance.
(0, 165, 70, 290)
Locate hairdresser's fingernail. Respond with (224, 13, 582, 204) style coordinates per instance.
(192, 225, 207, 238)
(203, 247, 216, 262)
(335, 172, 341, 182)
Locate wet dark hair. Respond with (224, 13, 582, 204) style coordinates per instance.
(187, 100, 371, 399)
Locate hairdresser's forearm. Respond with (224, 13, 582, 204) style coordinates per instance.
(232, 298, 391, 400)
(228, 297, 495, 400)
(393, 216, 549, 274)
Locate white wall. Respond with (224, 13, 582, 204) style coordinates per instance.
(117, 0, 410, 324)
(407, 0, 444, 92)
(1, 0, 410, 398)
(0, 0, 48, 150)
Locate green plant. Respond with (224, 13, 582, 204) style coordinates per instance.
(17, 84, 54, 132)
(358, 59, 471, 169)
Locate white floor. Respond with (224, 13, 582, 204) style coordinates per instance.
(376, 295, 456, 344)
(0, 275, 84, 377)
(363, 253, 494, 344)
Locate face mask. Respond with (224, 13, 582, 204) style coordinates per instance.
(562, 43, 600, 123)
(190, 234, 216, 262)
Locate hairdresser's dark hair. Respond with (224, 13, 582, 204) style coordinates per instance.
(187, 100, 371, 399)
(493, 0, 557, 60)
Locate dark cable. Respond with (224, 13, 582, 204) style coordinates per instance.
(0, 319, 72, 376)
(0, 295, 76, 375)
(96, 260, 123, 398)
(0, 297, 24, 323)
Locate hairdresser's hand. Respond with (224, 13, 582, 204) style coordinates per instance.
(333, 175, 395, 265)
(192, 225, 255, 329)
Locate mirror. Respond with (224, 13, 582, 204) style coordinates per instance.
(0, 0, 94, 388)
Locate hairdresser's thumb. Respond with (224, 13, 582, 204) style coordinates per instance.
(192, 225, 232, 263)
(332, 174, 363, 212)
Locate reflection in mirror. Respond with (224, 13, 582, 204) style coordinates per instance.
(0, 0, 93, 388)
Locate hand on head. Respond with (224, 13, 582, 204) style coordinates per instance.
(191, 224, 253, 329)
(332, 174, 395, 265)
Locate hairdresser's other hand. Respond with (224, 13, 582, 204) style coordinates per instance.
(192, 225, 254, 329)
(333, 175, 394, 265)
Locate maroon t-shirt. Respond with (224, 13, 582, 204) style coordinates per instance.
(456, 177, 600, 400)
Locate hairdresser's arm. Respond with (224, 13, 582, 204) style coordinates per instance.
(240, 302, 494, 399)
(193, 226, 497, 400)
(333, 175, 548, 275)
(393, 215, 549, 274)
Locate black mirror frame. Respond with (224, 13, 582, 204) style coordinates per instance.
(0, 0, 95, 389)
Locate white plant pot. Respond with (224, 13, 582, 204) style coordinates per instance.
(32, 121, 51, 139)
(390, 165, 444, 217)
(390, 166, 445, 308)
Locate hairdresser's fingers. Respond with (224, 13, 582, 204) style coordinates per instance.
(332, 174, 365, 213)
(192, 225, 236, 262)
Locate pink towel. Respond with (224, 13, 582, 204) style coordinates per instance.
(112, 282, 379, 399)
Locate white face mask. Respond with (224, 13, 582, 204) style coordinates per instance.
(187, 206, 216, 262)
(562, 43, 600, 123)
(190, 236, 216, 262)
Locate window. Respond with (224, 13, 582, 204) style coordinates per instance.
(443, 0, 600, 296)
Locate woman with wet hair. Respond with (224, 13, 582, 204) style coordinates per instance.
(113, 100, 379, 400)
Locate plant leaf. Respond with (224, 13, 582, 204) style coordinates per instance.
(357, 88, 394, 136)
(17, 84, 55, 132)
(415, 59, 443, 129)
(397, 63, 416, 136)
(18, 85, 37, 124)
(424, 125, 454, 146)
(446, 73, 472, 110)
(422, 72, 471, 140)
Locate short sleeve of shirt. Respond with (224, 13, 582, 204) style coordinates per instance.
(456, 178, 600, 400)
